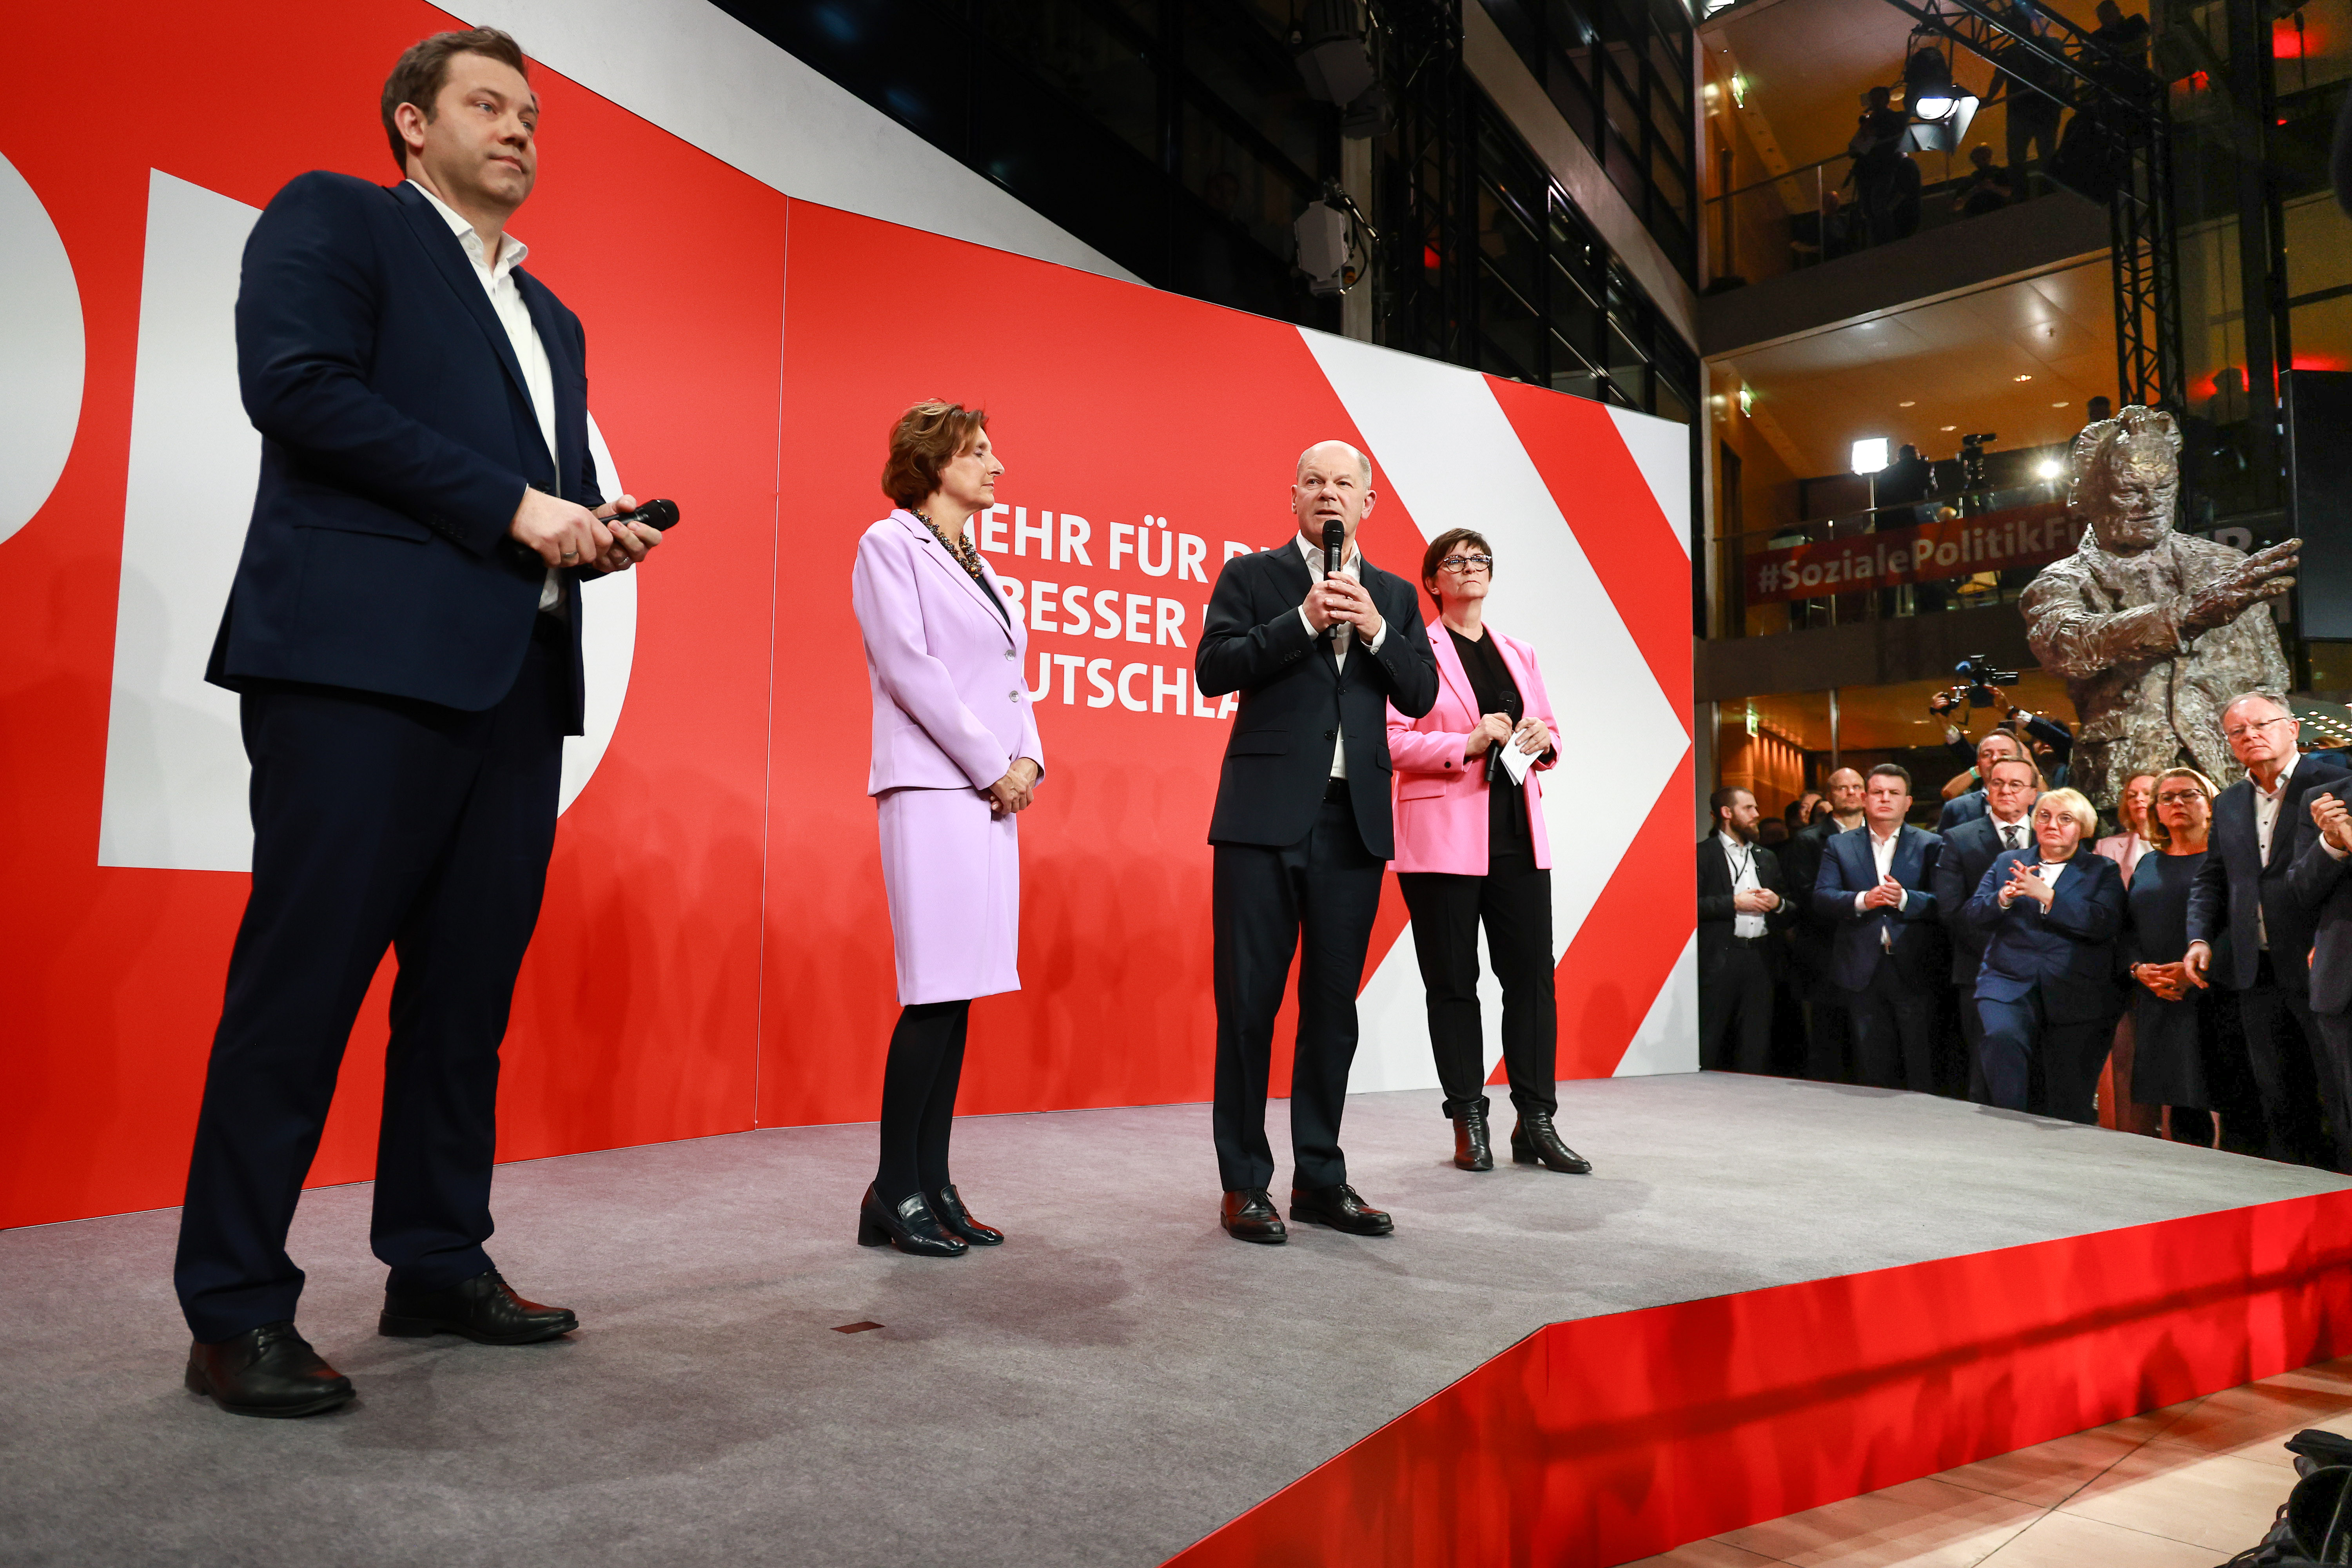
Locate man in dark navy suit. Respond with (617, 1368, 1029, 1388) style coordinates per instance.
(1195, 441, 1439, 1243)
(2187, 693, 2352, 1165)
(1932, 754, 2043, 1101)
(174, 28, 663, 1417)
(1813, 764, 1946, 1091)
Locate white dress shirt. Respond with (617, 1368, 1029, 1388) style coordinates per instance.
(1719, 832, 1765, 938)
(1856, 824, 1909, 947)
(407, 180, 563, 613)
(2252, 751, 2301, 949)
(1290, 534, 1389, 779)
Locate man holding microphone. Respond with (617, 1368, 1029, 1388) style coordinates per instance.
(174, 27, 662, 1417)
(1196, 442, 1439, 1243)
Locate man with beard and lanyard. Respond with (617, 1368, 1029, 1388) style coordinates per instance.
(1196, 440, 1439, 1243)
(1698, 787, 1790, 1074)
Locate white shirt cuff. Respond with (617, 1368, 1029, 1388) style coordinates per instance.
(2327, 836, 2352, 862)
(1854, 891, 1870, 913)
(1894, 887, 1908, 912)
(1297, 605, 1316, 639)
(1365, 620, 1387, 652)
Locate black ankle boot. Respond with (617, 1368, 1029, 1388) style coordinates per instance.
(857, 1184, 967, 1257)
(1452, 1107, 1494, 1171)
(1510, 1111, 1593, 1174)
(927, 1183, 1003, 1245)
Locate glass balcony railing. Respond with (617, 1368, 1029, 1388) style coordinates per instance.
(1703, 151, 2065, 289)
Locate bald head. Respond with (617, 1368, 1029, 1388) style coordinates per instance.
(1291, 439, 1378, 552)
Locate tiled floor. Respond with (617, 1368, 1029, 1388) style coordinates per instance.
(1619, 1358, 2352, 1567)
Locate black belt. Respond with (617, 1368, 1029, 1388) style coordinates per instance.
(1730, 935, 1769, 947)
(532, 609, 569, 647)
(1325, 777, 1350, 801)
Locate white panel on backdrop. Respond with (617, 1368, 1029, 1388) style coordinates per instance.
(1300, 330, 1692, 1091)
(98, 170, 637, 873)
(446, 0, 1136, 284)
(0, 149, 85, 546)
(98, 172, 262, 873)
(1613, 932, 1700, 1076)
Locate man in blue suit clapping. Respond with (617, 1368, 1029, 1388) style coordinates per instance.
(1813, 764, 1946, 1091)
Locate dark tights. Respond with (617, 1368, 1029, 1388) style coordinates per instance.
(875, 1000, 970, 1204)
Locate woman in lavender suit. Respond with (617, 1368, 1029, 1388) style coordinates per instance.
(849, 401, 1043, 1258)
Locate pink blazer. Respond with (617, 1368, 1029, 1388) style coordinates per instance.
(852, 509, 1043, 795)
(2094, 832, 2147, 888)
(1386, 621, 1557, 875)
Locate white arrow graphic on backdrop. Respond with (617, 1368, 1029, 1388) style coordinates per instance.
(1298, 329, 1697, 1089)
(0, 149, 85, 546)
(96, 169, 633, 873)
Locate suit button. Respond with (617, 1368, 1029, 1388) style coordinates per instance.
(1003, 648, 1014, 660)
(1009, 690, 1021, 702)
(1324, 729, 1336, 740)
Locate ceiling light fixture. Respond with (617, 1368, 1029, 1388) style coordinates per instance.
(1898, 400, 1916, 407)
(2014, 374, 2034, 381)
(1941, 425, 1958, 432)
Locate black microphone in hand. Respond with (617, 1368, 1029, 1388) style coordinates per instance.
(610, 498, 681, 531)
(1322, 519, 1344, 640)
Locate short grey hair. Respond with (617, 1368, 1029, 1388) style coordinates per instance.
(2221, 691, 2292, 725)
(1296, 440, 1371, 486)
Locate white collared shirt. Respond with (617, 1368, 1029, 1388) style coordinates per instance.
(1856, 824, 1909, 947)
(407, 179, 563, 613)
(2252, 750, 2301, 948)
(1719, 831, 1765, 938)
(1290, 533, 1389, 780)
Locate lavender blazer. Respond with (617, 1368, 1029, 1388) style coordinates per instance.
(852, 509, 1043, 795)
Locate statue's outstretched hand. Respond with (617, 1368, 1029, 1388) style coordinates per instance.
(2182, 538, 2299, 636)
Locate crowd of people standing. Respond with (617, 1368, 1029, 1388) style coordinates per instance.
(1699, 693, 2352, 1171)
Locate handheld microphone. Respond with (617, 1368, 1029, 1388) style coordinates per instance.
(612, 498, 681, 531)
(1322, 519, 1345, 641)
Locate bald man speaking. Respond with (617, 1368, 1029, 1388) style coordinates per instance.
(1196, 441, 1440, 1243)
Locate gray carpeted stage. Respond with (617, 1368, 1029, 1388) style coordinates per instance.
(3, 1074, 2345, 1568)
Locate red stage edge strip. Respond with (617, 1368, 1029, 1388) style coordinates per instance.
(1162, 1187, 2352, 1567)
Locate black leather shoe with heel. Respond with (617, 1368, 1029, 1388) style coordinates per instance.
(1510, 1111, 1593, 1174)
(185, 1321, 354, 1418)
(379, 1269, 579, 1345)
(1220, 1188, 1287, 1243)
(1452, 1105, 1494, 1171)
(928, 1183, 1003, 1245)
(858, 1183, 968, 1257)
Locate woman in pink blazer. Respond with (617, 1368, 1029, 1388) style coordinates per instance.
(1386, 528, 1588, 1178)
(849, 401, 1044, 1259)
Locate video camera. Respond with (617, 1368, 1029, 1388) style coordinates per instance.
(1927, 652, 2020, 714)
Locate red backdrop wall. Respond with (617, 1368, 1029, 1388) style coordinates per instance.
(0, 0, 1693, 1230)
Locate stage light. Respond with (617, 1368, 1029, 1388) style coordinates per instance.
(1905, 45, 1956, 120)
(2036, 459, 2065, 479)
(1852, 437, 1891, 474)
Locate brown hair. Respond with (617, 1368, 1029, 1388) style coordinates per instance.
(882, 401, 989, 510)
(2144, 766, 2218, 851)
(381, 29, 530, 174)
(1419, 528, 1493, 597)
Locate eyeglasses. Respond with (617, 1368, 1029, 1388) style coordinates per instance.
(2223, 716, 2291, 742)
(1438, 554, 1494, 575)
(2154, 791, 2207, 806)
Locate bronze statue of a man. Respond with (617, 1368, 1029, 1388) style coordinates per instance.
(2021, 405, 2298, 804)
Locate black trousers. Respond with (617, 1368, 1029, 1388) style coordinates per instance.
(1956, 989, 1993, 1104)
(874, 1000, 970, 1203)
(173, 624, 567, 1343)
(1396, 850, 1557, 1118)
(2241, 960, 2341, 1165)
(1698, 941, 1776, 1075)
(1843, 963, 1936, 1092)
(1212, 785, 1383, 1193)
(1976, 994, 2111, 1123)
(2007, 96, 2062, 184)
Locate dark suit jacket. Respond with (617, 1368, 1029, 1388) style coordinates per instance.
(1932, 813, 2034, 984)
(2187, 757, 2352, 994)
(2287, 830, 2352, 1015)
(1777, 817, 1840, 979)
(1811, 824, 1945, 992)
(1196, 543, 1438, 857)
(208, 173, 603, 730)
(1937, 790, 1989, 833)
(1964, 848, 2127, 1023)
(1697, 835, 1791, 978)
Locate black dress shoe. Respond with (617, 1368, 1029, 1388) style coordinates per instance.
(184, 1321, 354, 1419)
(928, 1183, 1003, 1245)
(1220, 1188, 1287, 1244)
(1511, 1111, 1593, 1174)
(379, 1269, 579, 1345)
(1289, 1183, 1394, 1236)
(857, 1184, 968, 1257)
(1452, 1106, 1494, 1171)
